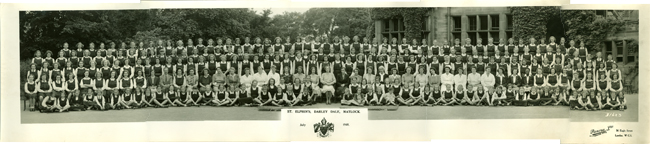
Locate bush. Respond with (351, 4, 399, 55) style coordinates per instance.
(20, 60, 31, 100)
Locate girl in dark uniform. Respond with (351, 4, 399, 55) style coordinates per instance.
(424, 85, 439, 106)
(396, 82, 413, 106)
(25, 74, 39, 111)
(440, 84, 455, 106)
(212, 84, 228, 106)
(342, 78, 360, 106)
(539, 87, 554, 106)
(409, 82, 423, 105)
(44, 50, 56, 70)
(513, 87, 528, 106)
(225, 85, 240, 106)
(121, 89, 136, 109)
(184, 87, 201, 106)
(107, 89, 124, 110)
(135, 88, 152, 108)
(65, 73, 79, 99)
(602, 91, 620, 110)
(167, 86, 186, 107)
(379, 87, 397, 106)
(270, 86, 287, 107)
(527, 87, 540, 106)
(40, 92, 58, 113)
(78, 89, 95, 110)
(198, 84, 213, 106)
(299, 79, 314, 106)
(254, 84, 273, 106)
(151, 86, 168, 108)
(363, 78, 379, 106)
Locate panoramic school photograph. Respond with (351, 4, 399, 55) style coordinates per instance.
(19, 7, 639, 123)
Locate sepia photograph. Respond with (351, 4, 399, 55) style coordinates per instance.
(2, 1, 647, 142)
(18, 6, 639, 123)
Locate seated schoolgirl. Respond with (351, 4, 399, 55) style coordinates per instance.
(225, 85, 239, 106)
(297, 83, 313, 106)
(211, 84, 229, 106)
(424, 85, 441, 106)
(569, 90, 581, 110)
(463, 85, 478, 105)
(68, 89, 88, 111)
(200, 85, 214, 106)
(408, 82, 423, 106)
(55, 92, 70, 112)
(364, 83, 379, 106)
(282, 83, 299, 107)
(108, 89, 126, 110)
(135, 88, 153, 108)
(527, 88, 540, 106)
(40, 92, 58, 113)
(476, 86, 490, 106)
(440, 84, 455, 106)
(397, 83, 414, 106)
(453, 85, 467, 106)
(539, 87, 554, 106)
(513, 88, 528, 106)
(502, 86, 517, 106)
(553, 87, 570, 106)
(86, 90, 105, 110)
(601, 91, 621, 110)
(152, 87, 169, 108)
(121, 89, 136, 109)
(272, 87, 288, 107)
(379, 87, 397, 106)
(253, 85, 273, 106)
(491, 86, 506, 106)
(166, 86, 187, 107)
(185, 88, 201, 106)
(577, 91, 593, 110)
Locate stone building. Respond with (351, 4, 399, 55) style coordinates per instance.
(373, 8, 638, 63)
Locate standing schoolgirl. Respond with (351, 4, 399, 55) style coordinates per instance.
(24, 74, 39, 111)
(608, 74, 624, 109)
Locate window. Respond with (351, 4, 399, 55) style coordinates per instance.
(616, 41, 624, 55)
(491, 15, 499, 30)
(452, 32, 461, 42)
(469, 16, 477, 31)
(479, 15, 488, 30)
(604, 41, 613, 56)
(478, 32, 488, 45)
(596, 10, 606, 16)
(490, 32, 500, 44)
(452, 16, 461, 31)
(468, 32, 477, 45)
(382, 19, 406, 44)
(507, 15, 513, 30)
(383, 20, 390, 32)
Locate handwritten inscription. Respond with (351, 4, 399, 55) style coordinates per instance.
(606, 113, 622, 117)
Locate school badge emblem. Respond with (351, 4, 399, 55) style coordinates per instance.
(313, 117, 334, 137)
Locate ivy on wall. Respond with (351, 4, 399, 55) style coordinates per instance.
(561, 10, 627, 52)
(509, 7, 629, 52)
(371, 8, 430, 40)
(509, 6, 560, 44)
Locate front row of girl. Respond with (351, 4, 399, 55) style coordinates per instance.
(337, 79, 627, 111)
